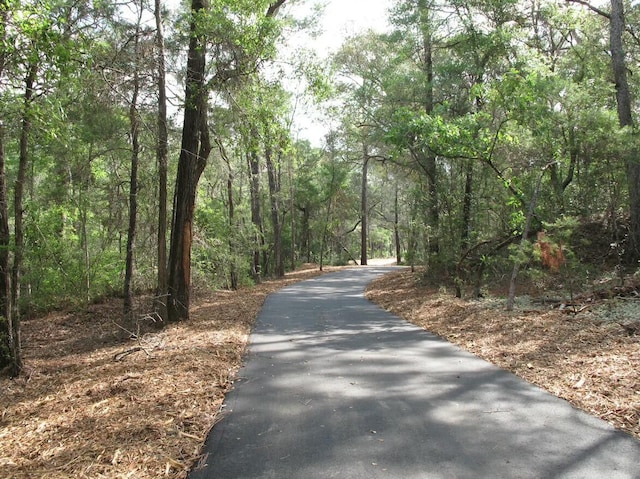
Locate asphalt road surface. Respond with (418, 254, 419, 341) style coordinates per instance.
(189, 266, 640, 479)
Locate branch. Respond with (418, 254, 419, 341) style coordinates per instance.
(266, 0, 287, 17)
(566, 0, 609, 19)
(342, 219, 362, 236)
(567, 0, 640, 46)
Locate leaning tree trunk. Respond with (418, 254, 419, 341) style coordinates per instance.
(154, 0, 169, 320)
(167, 0, 211, 322)
(610, 0, 640, 261)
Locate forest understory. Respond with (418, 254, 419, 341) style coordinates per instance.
(0, 263, 639, 478)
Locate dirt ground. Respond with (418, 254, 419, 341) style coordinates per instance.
(1, 264, 638, 478)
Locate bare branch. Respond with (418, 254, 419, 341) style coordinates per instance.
(266, 0, 287, 17)
(567, 0, 640, 46)
(566, 0, 610, 19)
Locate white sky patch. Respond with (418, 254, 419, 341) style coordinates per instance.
(298, 0, 391, 56)
(284, 0, 393, 146)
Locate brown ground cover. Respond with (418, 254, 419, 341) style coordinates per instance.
(2, 263, 638, 479)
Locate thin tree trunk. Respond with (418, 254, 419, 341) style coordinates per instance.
(360, 144, 369, 266)
(289, 154, 295, 271)
(167, 0, 211, 322)
(461, 160, 473, 251)
(394, 180, 401, 265)
(0, 120, 14, 374)
(227, 170, 238, 289)
(155, 0, 169, 321)
(247, 149, 263, 283)
(419, 2, 439, 253)
(301, 206, 310, 263)
(124, 8, 142, 320)
(0, 0, 15, 374)
(320, 166, 337, 272)
(456, 161, 474, 298)
(10, 61, 36, 375)
(506, 165, 550, 311)
(218, 138, 238, 290)
(265, 144, 284, 278)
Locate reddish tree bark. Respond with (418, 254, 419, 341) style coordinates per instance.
(167, 0, 210, 322)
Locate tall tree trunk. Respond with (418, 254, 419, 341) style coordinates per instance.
(320, 166, 337, 272)
(300, 206, 310, 263)
(247, 149, 263, 283)
(289, 154, 296, 271)
(0, 120, 14, 374)
(0, 0, 15, 374)
(124, 9, 142, 320)
(610, 0, 640, 261)
(226, 169, 238, 290)
(461, 160, 473, 251)
(155, 0, 169, 320)
(218, 138, 238, 290)
(419, 1, 439, 253)
(394, 180, 401, 265)
(10, 61, 36, 374)
(167, 0, 211, 322)
(360, 144, 369, 266)
(408, 192, 419, 273)
(455, 160, 474, 298)
(265, 144, 284, 278)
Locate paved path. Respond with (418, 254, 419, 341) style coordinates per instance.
(189, 267, 640, 479)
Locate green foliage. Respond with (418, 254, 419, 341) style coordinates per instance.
(0, 0, 635, 317)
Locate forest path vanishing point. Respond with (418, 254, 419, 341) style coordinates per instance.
(188, 267, 640, 479)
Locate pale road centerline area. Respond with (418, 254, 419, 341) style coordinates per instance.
(189, 266, 640, 479)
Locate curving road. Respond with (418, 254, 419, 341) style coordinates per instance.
(188, 266, 640, 479)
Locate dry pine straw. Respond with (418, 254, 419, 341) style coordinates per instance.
(2, 266, 638, 479)
(366, 269, 640, 440)
(0, 266, 339, 479)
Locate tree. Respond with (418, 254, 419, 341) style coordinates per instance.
(565, 0, 640, 260)
(389, 0, 441, 253)
(360, 142, 369, 265)
(246, 133, 265, 283)
(166, 0, 211, 322)
(167, 0, 287, 321)
(123, 0, 143, 320)
(610, 0, 640, 261)
(154, 0, 169, 319)
(0, 0, 14, 374)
